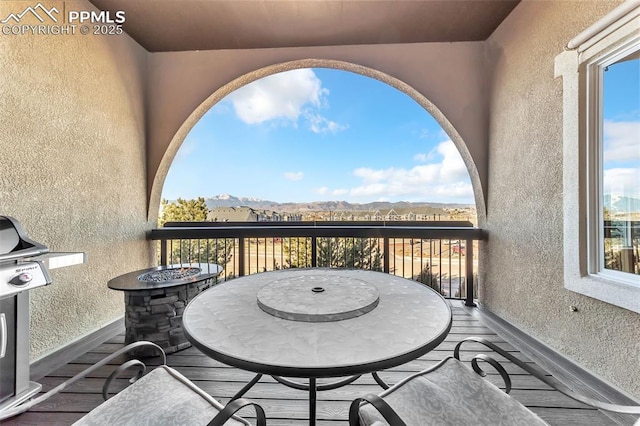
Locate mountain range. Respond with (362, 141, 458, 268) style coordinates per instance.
(202, 194, 474, 213)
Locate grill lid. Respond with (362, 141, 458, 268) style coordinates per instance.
(0, 216, 49, 263)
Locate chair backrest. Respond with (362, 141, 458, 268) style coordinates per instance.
(356, 357, 549, 426)
(74, 366, 250, 426)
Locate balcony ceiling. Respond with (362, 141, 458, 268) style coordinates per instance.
(88, 0, 521, 52)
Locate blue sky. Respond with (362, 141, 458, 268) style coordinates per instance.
(162, 68, 472, 205)
(162, 62, 639, 205)
(603, 57, 640, 201)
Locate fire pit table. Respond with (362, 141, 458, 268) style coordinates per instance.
(108, 263, 222, 355)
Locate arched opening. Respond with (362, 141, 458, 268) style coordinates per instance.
(149, 59, 486, 226)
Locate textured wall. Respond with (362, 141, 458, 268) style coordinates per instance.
(483, 0, 640, 397)
(0, 1, 152, 360)
(145, 43, 490, 222)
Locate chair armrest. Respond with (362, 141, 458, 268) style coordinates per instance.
(348, 394, 408, 426)
(0, 341, 165, 421)
(102, 358, 147, 400)
(467, 353, 512, 393)
(454, 337, 640, 415)
(207, 398, 267, 426)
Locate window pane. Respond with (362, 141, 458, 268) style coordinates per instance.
(602, 54, 640, 276)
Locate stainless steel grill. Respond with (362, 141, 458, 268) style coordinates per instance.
(0, 216, 52, 299)
(0, 216, 51, 413)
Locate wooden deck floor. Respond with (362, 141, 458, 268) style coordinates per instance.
(4, 302, 622, 425)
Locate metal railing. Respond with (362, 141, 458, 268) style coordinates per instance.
(148, 221, 487, 306)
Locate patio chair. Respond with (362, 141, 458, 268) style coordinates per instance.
(0, 341, 266, 425)
(349, 337, 640, 426)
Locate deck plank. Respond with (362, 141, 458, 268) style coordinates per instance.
(2, 301, 624, 425)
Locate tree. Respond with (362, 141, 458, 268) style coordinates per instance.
(283, 236, 382, 270)
(282, 237, 313, 268)
(415, 263, 441, 294)
(159, 197, 208, 226)
(158, 198, 233, 270)
(317, 237, 382, 270)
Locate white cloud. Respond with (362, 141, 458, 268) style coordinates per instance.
(228, 69, 325, 124)
(284, 171, 304, 181)
(326, 140, 473, 202)
(227, 69, 347, 134)
(604, 167, 640, 199)
(304, 112, 348, 134)
(436, 139, 469, 182)
(413, 153, 428, 162)
(315, 187, 348, 197)
(604, 120, 640, 162)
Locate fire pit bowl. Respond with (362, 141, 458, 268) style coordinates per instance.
(108, 263, 222, 355)
(137, 266, 203, 284)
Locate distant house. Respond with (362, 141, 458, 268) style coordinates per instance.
(207, 207, 258, 222)
(351, 211, 372, 221)
(302, 206, 463, 222)
(284, 213, 303, 221)
(256, 209, 278, 221)
(393, 207, 446, 221)
(336, 211, 363, 221)
(207, 206, 302, 222)
(385, 209, 400, 220)
(337, 210, 379, 221)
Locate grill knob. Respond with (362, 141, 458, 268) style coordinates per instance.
(10, 272, 33, 286)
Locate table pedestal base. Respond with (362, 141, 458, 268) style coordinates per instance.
(231, 373, 389, 426)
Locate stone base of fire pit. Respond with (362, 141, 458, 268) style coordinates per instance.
(108, 264, 222, 356)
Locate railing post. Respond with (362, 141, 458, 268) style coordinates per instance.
(238, 238, 245, 276)
(311, 236, 317, 267)
(160, 239, 168, 265)
(465, 238, 476, 307)
(383, 237, 390, 273)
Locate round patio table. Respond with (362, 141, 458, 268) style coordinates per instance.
(182, 268, 452, 425)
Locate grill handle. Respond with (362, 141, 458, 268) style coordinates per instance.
(0, 216, 49, 262)
(0, 313, 6, 358)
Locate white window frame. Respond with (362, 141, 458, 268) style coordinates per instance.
(555, 1, 640, 313)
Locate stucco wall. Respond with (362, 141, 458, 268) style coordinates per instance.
(145, 43, 490, 222)
(483, 0, 640, 397)
(0, 1, 151, 360)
